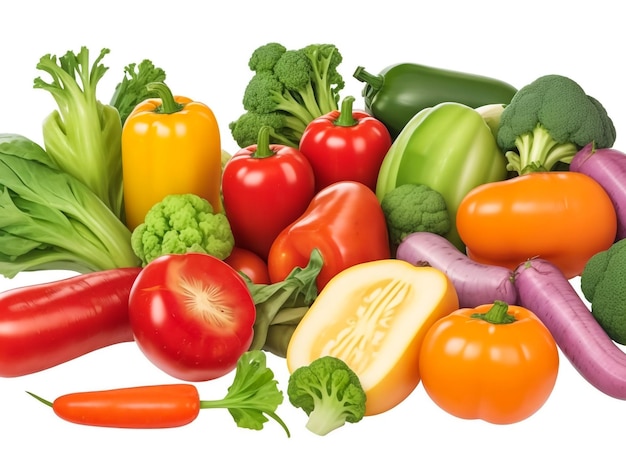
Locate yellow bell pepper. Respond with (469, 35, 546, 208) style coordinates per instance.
(121, 82, 222, 231)
(286, 259, 459, 416)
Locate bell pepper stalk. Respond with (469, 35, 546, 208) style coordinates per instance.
(299, 95, 392, 193)
(267, 180, 391, 292)
(221, 126, 316, 261)
(121, 81, 223, 231)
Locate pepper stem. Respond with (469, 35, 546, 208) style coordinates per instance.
(334, 96, 359, 127)
(352, 66, 383, 90)
(145, 82, 184, 114)
(470, 300, 516, 324)
(253, 126, 277, 159)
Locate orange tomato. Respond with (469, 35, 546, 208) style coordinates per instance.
(286, 259, 459, 416)
(456, 171, 617, 279)
(419, 301, 559, 424)
(224, 246, 271, 284)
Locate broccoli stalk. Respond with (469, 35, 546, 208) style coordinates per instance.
(34, 47, 124, 220)
(287, 356, 367, 436)
(496, 74, 616, 175)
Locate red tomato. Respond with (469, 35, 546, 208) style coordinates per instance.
(224, 246, 271, 284)
(128, 253, 256, 382)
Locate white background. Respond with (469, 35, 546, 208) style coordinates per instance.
(1, 1, 624, 468)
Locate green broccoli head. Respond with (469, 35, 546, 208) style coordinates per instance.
(229, 111, 304, 148)
(380, 183, 451, 246)
(287, 355, 366, 436)
(131, 193, 234, 266)
(580, 238, 626, 344)
(497, 74, 616, 175)
(248, 42, 287, 73)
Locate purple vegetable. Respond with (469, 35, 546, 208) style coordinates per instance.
(570, 143, 626, 240)
(515, 257, 626, 400)
(396, 231, 516, 308)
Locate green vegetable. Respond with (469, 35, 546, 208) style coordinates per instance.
(109, 59, 167, 125)
(381, 183, 451, 247)
(497, 74, 617, 175)
(376, 102, 508, 251)
(353, 62, 517, 139)
(34, 46, 124, 219)
(287, 355, 367, 436)
(229, 111, 305, 148)
(230, 42, 345, 148)
(131, 193, 235, 267)
(246, 249, 323, 354)
(0, 134, 139, 278)
(580, 238, 626, 344)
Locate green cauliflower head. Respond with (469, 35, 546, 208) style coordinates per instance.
(581, 238, 626, 344)
(131, 193, 235, 266)
(380, 183, 451, 246)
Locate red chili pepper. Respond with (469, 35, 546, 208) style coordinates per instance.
(0, 267, 141, 377)
(299, 95, 392, 193)
(222, 126, 315, 261)
(27, 351, 291, 435)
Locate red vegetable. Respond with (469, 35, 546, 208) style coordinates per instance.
(570, 143, 626, 241)
(128, 252, 256, 382)
(514, 257, 626, 399)
(222, 126, 315, 261)
(299, 95, 392, 193)
(0, 267, 141, 377)
(224, 246, 271, 284)
(396, 231, 516, 308)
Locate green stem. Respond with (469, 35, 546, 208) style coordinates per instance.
(470, 300, 516, 324)
(145, 82, 184, 114)
(253, 126, 277, 158)
(334, 96, 358, 127)
(352, 66, 383, 90)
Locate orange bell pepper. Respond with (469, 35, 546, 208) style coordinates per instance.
(419, 301, 559, 424)
(267, 180, 391, 292)
(121, 82, 222, 231)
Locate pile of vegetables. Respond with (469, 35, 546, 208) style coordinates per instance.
(2, 40, 626, 438)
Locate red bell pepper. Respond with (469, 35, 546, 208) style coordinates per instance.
(267, 180, 391, 291)
(222, 126, 316, 261)
(299, 95, 392, 193)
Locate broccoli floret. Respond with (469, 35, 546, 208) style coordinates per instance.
(287, 356, 366, 436)
(131, 193, 234, 266)
(229, 111, 305, 148)
(248, 42, 287, 73)
(380, 183, 451, 246)
(497, 74, 616, 175)
(580, 238, 626, 344)
(231, 42, 345, 149)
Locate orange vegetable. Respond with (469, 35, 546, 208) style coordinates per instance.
(419, 301, 559, 424)
(456, 171, 617, 279)
(121, 82, 222, 231)
(286, 259, 459, 416)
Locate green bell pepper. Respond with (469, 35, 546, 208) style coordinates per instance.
(376, 102, 508, 251)
(353, 63, 517, 139)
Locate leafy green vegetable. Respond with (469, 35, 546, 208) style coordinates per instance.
(287, 355, 367, 436)
(110, 59, 167, 125)
(581, 238, 626, 344)
(131, 193, 235, 266)
(199, 350, 290, 436)
(381, 183, 451, 246)
(34, 46, 124, 219)
(0, 134, 139, 278)
(246, 249, 323, 353)
(497, 74, 617, 175)
(230, 42, 345, 148)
